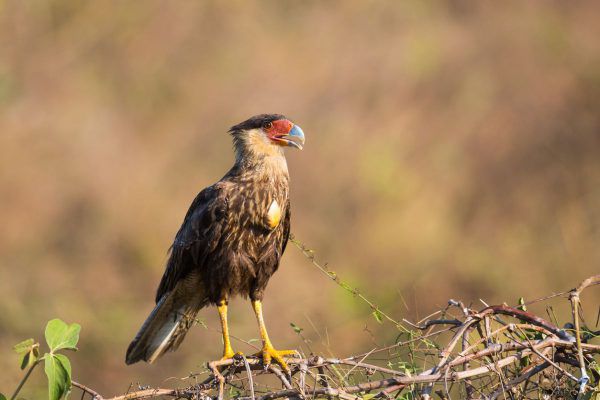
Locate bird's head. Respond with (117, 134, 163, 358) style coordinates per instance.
(229, 114, 305, 162)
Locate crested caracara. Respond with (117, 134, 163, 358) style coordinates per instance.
(126, 114, 305, 372)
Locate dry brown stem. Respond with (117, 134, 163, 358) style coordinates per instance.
(73, 275, 600, 400)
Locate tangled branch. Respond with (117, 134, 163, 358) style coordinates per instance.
(72, 240, 600, 399)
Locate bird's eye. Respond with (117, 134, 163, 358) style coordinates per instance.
(263, 122, 273, 130)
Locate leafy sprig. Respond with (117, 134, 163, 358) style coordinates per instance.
(9, 318, 80, 400)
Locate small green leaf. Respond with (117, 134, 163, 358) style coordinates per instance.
(228, 386, 241, 397)
(14, 338, 35, 354)
(340, 282, 352, 291)
(372, 309, 384, 324)
(0, 393, 7, 400)
(44, 353, 72, 400)
(20, 345, 39, 370)
(14, 338, 40, 370)
(580, 392, 596, 400)
(290, 322, 304, 334)
(517, 297, 527, 312)
(45, 319, 81, 352)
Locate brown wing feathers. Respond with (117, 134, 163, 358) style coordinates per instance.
(125, 186, 226, 364)
(156, 186, 228, 302)
(126, 116, 294, 364)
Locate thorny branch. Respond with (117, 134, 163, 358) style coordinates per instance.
(72, 240, 600, 399)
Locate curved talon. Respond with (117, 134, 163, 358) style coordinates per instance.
(250, 300, 299, 373)
(256, 346, 299, 372)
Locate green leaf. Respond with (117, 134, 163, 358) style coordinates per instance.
(517, 297, 527, 311)
(228, 386, 241, 397)
(290, 322, 304, 334)
(14, 338, 35, 354)
(20, 346, 39, 370)
(44, 353, 72, 400)
(340, 282, 354, 292)
(55, 354, 72, 384)
(14, 338, 40, 370)
(372, 309, 384, 324)
(45, 319, 81, 352)
(580, 392, 597, 400)
(0, 393, 7, 400)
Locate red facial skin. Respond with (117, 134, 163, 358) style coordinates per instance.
(264, 119, 293, 145)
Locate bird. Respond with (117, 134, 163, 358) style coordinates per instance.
(125, 114, 305, 372)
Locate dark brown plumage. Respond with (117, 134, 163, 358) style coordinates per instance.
(126, 114, 304, 368)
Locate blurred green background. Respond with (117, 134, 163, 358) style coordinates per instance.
(1, 0, 599, 397)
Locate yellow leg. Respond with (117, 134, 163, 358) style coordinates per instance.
(251, 300, 298, 372)
(217, 300, 236, 360)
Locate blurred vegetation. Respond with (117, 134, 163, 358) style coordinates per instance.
(1, 0, 599, 397)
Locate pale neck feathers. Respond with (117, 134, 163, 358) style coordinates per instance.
(232, 129, 289, 181)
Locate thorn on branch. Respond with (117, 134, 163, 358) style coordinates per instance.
(72, 247, 600, 400)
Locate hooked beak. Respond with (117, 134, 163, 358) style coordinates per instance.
(279, 124, 305, 150)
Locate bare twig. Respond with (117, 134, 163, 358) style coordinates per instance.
(69, 263, 600, 400)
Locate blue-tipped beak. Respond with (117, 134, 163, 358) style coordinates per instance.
(282, 124, 305, 150)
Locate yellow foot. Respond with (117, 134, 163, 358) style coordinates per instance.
(254, 345, 299, 373)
